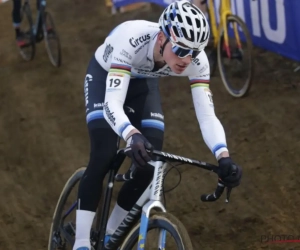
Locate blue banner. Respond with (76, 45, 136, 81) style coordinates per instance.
(112, 0, 300, 62)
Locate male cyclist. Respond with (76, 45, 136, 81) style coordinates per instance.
(74, 1, 242, 249)
(12, 0, 39, 46)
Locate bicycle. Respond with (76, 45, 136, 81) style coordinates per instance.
(48, 141, 234, 249)
(204, 0, 254, 98)
(18, 0, 61, 67)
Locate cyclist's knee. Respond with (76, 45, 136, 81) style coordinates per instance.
(117, 168, 153, 211)
(85, 127, 118, 175)
(146, 135, 163, 151)
(141, 121, 164, 151)
(135, 166, 154, 183)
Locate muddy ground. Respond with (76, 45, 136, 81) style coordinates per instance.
(0, 0, 300, 249)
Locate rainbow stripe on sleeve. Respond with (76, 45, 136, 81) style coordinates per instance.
(190, 78, 210, 89)
(109, 63, 131, 75)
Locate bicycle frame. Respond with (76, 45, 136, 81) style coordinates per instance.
(24, 0, 47, 40)
(57, 147, 229, 250)
(100, 149, 224, 250)
(99, 154, 167, 250)
(208, 0, 242, 57)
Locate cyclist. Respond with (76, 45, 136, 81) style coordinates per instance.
(73, 1, 242, 249)
(12, 0, 39, 46)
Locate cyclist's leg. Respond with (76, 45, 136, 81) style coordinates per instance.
(106, 77, 164, 235)
(73, 56, 119, 250)
(12, 0, 23, 44)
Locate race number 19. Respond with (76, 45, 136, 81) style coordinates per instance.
(109, 78, 121, 87)
(107, 76, 124, 90)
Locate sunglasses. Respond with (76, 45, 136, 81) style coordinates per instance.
(170, 41, 201, 59)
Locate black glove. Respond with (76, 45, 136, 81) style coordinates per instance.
(218, 157, 242, 188)
(124, 133, 153, 168)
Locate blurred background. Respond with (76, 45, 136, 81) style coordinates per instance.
(0, 0, 300, 249)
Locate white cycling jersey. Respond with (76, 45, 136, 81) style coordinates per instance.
(94, 20, 228, 159)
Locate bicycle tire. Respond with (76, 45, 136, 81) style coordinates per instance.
(43, 11, 62, 67)
(19, 3, 35, 61)
(48, 167, 86, 250)
(120, 212, 193, 250)
(217, 14, 254, 98)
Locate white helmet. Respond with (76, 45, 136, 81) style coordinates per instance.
(159, 0, 210, 51)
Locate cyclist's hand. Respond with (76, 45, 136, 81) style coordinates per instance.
(124, 133, 153, 168)
(218, 157, 242, 188)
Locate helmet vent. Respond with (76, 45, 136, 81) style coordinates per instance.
(172, 26, 180, 37)
(170, 13, 175, 21)
(191, 9, 197, 15)
(186, 16, 192, 25)
(177, 14, 183, 23)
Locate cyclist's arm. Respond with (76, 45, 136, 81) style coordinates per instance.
(103, 49, 138, 141)
(189, 64, 229, 160)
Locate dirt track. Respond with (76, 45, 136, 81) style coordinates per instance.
(0, 0, 300, 249)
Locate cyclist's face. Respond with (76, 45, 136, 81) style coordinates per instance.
(163, 42, 192, 74)
(156, 32, 193, 74)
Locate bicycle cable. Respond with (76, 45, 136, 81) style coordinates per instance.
(162, 161, 185, 209)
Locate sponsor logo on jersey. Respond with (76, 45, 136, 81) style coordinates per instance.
(204, 88, 213, 105)
(198, 63, 208, 74)
(138, 65, 152, 70)
(134, 41, 150, 54)
(192, 58, 201, 66)
(84, 74, 93, 106)
(103, 44, 114, 62)
(113, 57, 131, 65)
(150, 112, 164, 120)
(129, 34, 151, 48)
(108, 72, 125, 77)
(120, 49, 132, 60)
(135, 67, 172, 77)
(135, 70, 168, 77)
(199, 73, 209, 78)
(104, 102, 116, 126)
(94, 103, 104, 108)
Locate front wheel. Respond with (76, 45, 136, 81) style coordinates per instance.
(120, 212, 193, 250)
(43, 11, 62, 67)
(48, 167, 86, 250)
(217, 14, 254, 98)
